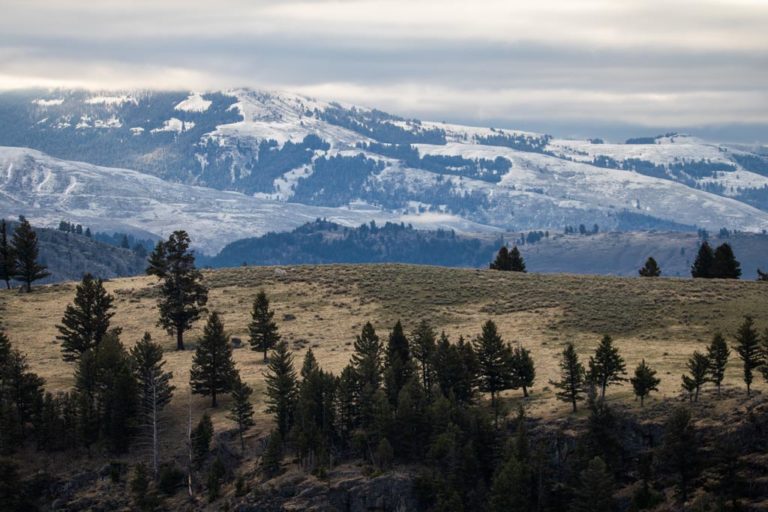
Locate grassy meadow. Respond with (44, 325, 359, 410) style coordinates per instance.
(1, 263, 767, 460)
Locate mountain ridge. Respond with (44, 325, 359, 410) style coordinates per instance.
(2, 88, 768, 250)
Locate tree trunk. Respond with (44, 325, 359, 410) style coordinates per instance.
(522, 386, 529, 398)
(211, 390, 217, 408)
(187, 384, 194, 499)
(640, 395, 645, 407)
(571, 397, 577, 413)
(176, 329, 185, 351)
(151, 382, 159, 479)
(25, 279, 31, 293)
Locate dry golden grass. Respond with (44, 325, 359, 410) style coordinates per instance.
(1, 263, 767, 443)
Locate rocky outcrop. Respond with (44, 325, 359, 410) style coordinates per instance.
(237, 470, 418, 512)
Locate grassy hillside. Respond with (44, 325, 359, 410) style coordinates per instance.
(2, 264, 766, 425)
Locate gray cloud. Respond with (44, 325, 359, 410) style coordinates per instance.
(1, 0, 767, 140)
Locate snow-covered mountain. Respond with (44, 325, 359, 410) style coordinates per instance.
(2, 88, 768, 252)
(0, 147, 495, 254)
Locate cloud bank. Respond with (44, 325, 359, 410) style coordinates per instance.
(1, 0, 766, 139)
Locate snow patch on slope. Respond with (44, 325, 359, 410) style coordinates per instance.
(175, 93, 212, 112)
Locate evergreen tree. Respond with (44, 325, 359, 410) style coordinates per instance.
(630, 359, 660, 406)
(389, 378, 426, 460)
(473, 320, 514, 425)
(227, 376, 255, 453)
(508, 246, 526, 272)
(0, 220, 15, 289)
(56, 273, 116, 362)
(300, 348, 319, 380)
(79, 331, 138, 454)
(147, 231, 208, 350)
(638, 256, 661, 277)
(734, 315, 762, 396)
(683, 351, 709, 402)
(489, 451, 533, 512)
(509, 345, 535, 397)
(588, 335, 627, 400)
(191, 413, 213, 467)
(681, 374, 697, 402)
(411, 319, 436, 393)
(489, 246, 511, 270)
(335, 364, 358, 440)
(707, 332, 729, 396)
(292, 355, 337, 469)
(551, 343, 586, 412)
(11, 218, 49, 292)
(659, 407, 698, 503)
(190, 312, 237, 407)
(433, 333, 476, 404)
(264, 341, 298, 438)
(691, 241, 715, 278)
(146, 240, 168, 277)
(130, 333, 174, 477)
(248, 291, 280, 362)
(261, 430, 283, 478)
(570, 457, 614, 512)
(384, 320, 412, 406)
(351, 322, 383, 428)
(712, 243, 741, 279)
(0, 335, 44, 446)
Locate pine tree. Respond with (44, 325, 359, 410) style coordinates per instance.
(190, 312, 237, 407)
(394, 378, 428, 460)
(261, 430, 283, 478)
(570, 457, 614, 512)
(11, 218, 49, 292)
(682, 351, 709, 402)
(489, 452, 533, 512)
(146, 240, 168, 277)
(660, 407, 698, 503)
(248, 291, 280, 362)
(384, 320, 412, 406)
(638, 257, 661, 277)
(147, 231, 208, 350)
(508, 246, 526, 272)
(56, 273, 116, 362)
(551, 343, 586, 412)
(490, 246, 511, 270)
(433, 333, 477, 404)
(191, 413, 213, 467)
(630, 359, 660, 406)
(411, 320, 436, 393)
(0, 220, 15, 289)
(712, 243, 741, 279)
(335, 364, 358, 439)
(588, 335, 627, 400)
(473, 320, 514, 425)
(707, 332, 729, 396)
(264, 341, 298, 438)
(300, 348, 319, 380)
(351, 322, 383, 428)
(130, 333, 174, 477)
(510, 345, 535, 397)
(293, 355, 337, 469)
(691, 241, 715, 278)
(227, 377, 255, 453)
(734, 315, 762, 396)
(82, 332, 138, 454)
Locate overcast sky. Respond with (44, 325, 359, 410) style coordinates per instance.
(2, 0, 767, 141)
